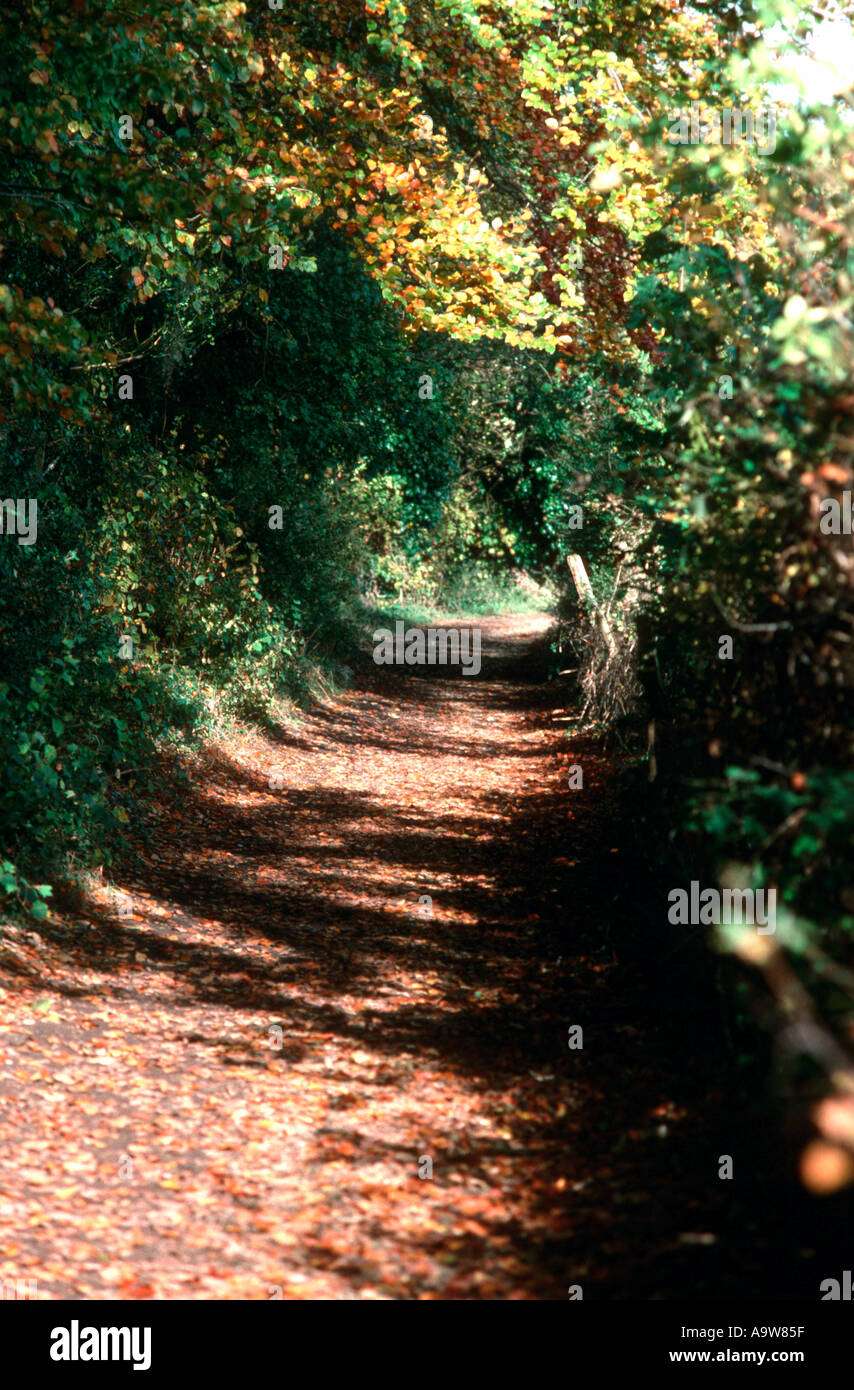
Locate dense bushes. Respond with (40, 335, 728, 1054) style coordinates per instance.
(551, 20, 854, 1158)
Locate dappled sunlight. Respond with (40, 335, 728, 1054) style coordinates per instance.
(3, 617, 828, 1301)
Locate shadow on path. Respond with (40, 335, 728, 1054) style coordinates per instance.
(0, 613, 843, 1299)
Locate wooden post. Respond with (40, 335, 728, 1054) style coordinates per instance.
(567, 554, 617, 655)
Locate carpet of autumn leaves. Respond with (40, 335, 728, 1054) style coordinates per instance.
(0, 616, 837, 1300)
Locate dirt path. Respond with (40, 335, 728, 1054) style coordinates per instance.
(0, 615, 815, 1299)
